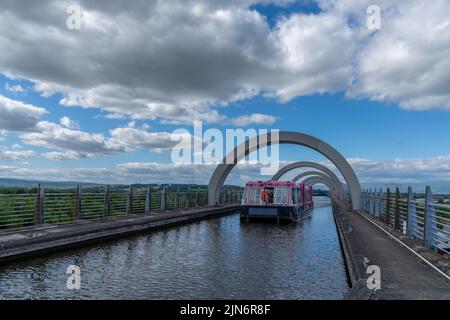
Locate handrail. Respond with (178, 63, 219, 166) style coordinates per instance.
(360, 187, 450, 255)
(0, 186, 244, 231)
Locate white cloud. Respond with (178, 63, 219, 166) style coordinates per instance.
(2, 0, 447, 117)
(0, 146, 36, 161)
(108, 126, 199, 153)
(0, 95, 199, 160)
(42, 151, 84, 161)
(5, 83, 25, 93)
(229, 113, 277, 126)
(59, 116, 80, 129)
(347, 156, 450, 183)
(19, 121, 124, 159)
(2, 155, 450, 187)
(34, 82, 55, 98)
(346, 0, 450, 110)
(0, 94, 47, 131)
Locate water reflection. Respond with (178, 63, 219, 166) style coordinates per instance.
(0, 197, 349, 299)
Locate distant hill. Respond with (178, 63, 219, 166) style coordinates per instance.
(0, 178, 99, 189)
(0, 178, 241, 191)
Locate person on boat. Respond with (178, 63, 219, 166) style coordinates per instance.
(260, 188, 270, 205)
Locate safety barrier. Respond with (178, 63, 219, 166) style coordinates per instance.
(360, 187, 450, 254)
(0, 185, 243, 230)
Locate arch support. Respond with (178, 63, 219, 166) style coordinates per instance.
(271, 161, 345, 200)
(292, 170, 342, 198)
(302, 176, 335, 192)
(207, 131, 361, 210)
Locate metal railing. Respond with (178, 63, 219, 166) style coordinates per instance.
(0, 185, 244, 231)
(360, 187, 450, 255)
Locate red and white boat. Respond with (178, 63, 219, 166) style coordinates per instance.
(241, 181, 313, 222)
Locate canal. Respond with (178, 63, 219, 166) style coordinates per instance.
(0, 197, 350, 299)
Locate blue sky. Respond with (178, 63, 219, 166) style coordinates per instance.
(1, 0, 450, 186)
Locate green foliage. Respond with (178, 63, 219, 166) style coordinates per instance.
(0, 185, 244, 230)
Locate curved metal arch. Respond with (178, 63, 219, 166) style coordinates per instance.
(303, 176, 334, 189)
(207, 131, 361, 209)
(303, 176, 332, 190)
(292, 171, 340, 197)
(271, 161, 345, 200)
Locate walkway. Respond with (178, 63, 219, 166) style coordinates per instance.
(333, 201, 450, 299)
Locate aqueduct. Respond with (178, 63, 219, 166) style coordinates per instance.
(291, 170, 341, 197)
(301, 176, 335, 193)
(270, 161, 345, 200)
(207, 131, 361, 210)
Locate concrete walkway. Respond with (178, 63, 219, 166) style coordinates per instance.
(333, 201, 450, 299)
(0, 205, 239, 264)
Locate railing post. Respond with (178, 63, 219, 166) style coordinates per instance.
(174, 190, 179, 209)
(372, 189, 377, 216)
(385, 188, 391, 225)
(35, 184, 44, 225)
(394, 187, 401, 230)
(423, 186, 436, 249)
(145, 187, 151, 214)
(378, 188, 383, 218)
(374, 189, 379, 217)
(406, 186, 416, 237)
(103, 185, 110, 217)
(364, 189, 368, 212)
(370, 189, 375, 216)
(127, 186, 133, 215)
(161, 188, 166, 210)
(195, 191, 199, 208)
(361, 189, 364, 211)
(75, 184, 81, 220)
(185, 192, 189, 209)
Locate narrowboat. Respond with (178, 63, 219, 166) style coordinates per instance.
(240, 181, 313, 222)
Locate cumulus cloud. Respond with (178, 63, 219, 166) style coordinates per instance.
(108, 126, 197, 153)
(3, 155, 450, 186)
(229, 113, 277, 126)
(347, 157, 450, 183)
(19, 121, 123, 159)
(42, 151, 85, 161)
(1, 0, 448, 125)
(59, 116, 80, 129)
(0, 145, 36, 161)
(0, 94, 47, 131)
(0, 95, 201, 160)
(5, 83, 25, 93)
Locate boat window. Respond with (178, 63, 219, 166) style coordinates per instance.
(273, 187, 288, 204)
(246, 187, 261, 205)
(292, 188, 298, 204)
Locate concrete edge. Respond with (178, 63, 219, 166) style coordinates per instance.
(331, 202, 359, 287)
(0, 205, 240, 265)
(331, 202, 374, 300)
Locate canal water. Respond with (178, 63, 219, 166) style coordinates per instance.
(0, 197, 349, 299)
